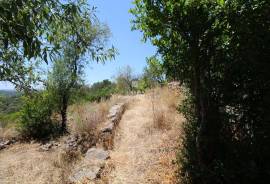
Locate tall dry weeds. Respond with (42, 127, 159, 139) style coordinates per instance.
(68, 102, 107, 136)
(149, 87, 181, 130)
(67, 96, 122, 136)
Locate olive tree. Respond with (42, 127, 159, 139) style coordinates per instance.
(0, 0, 115, 91)
(47, 6, 116, 132)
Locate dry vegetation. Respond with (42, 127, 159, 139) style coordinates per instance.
(0, 126, 18, 140)
(0, 89, 183, 184)
(0, 96, 123, 184)
(68, 95, 122, 135)
(149, 87, 182, 130)
(104, 87, 184, 183)
(0, 143, 66, 184)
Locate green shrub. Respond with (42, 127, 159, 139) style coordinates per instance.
(18, 92, 60, 140)
(0, 112, 20, 128)
(71, 80, 116, 103)
(177, 90, 200, 184)
(0, 94, 22, 114)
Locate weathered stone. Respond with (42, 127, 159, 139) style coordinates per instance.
(0, 143, 6, 150)
(107, 103, 125, 120)
(68, 102, 127, 183)
(101, 121, 114, 133)
(99, 103, 126, 150)
(85, 148, 109, 161)
(39, 141, 61, 151)
(69, 148, 108, 183)
(0, 139, 15, 150)
(69, 165, 101, 182)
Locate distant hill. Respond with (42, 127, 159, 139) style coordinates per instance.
(0, 90, 20, 97)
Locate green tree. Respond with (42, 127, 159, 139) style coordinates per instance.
(85, 80, 116, 102)
(47, 6, 116, 132)
(131, 0, 270, 183)
(0, 0, 116, 91)
(144, 56, 166, 86)
(115, 65, 135, 94)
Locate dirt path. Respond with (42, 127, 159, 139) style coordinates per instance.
(104, 94, 183, 184)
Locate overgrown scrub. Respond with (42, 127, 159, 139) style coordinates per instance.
(18, 92, 60, 140)
(0, 93, 22, 139)
(68, 98, 115, 136)
(149, 87, 180, 130)
(70, 80, 116, 104)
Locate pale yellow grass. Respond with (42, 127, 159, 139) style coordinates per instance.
(0, 126, 18, 140)
(149, 87, 182, 130)
(0, 143, 76, 184)
(68, 95, 121, 136)
(104, 92, 184, 184)
(0, 96, 123, 184)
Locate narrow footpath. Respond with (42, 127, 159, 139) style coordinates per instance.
(103, 94, 183, 184)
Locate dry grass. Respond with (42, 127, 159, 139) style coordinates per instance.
(68, 95, 125, 137)
(0, 126, 18, 140)
(52, 149, 82, 169)
(104, 94, 184, 183)
(0, 144, 65, 184)
(68, 100, 112, 136)
(0, 96, 124, 184)
(148, 86, 182, 130)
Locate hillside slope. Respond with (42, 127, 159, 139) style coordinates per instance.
(0, 91, 183, 184)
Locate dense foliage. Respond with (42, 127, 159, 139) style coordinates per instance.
(85, 80, 116, 102)
(70, 80, 116, 103)
(0, 0, 116, 91)
(19, 92, 59, 139)
(0, 92, 22, 114)
(138, 56, 166, 91)
(131, 0, 270, 183)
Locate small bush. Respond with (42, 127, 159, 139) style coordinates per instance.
(18, 92, 60, 140)
(177, 90, 200, 184)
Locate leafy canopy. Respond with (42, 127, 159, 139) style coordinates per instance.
(0, 0, 116, 90)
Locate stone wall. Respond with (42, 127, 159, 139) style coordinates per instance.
(98, 102, 126, 150)
(69, 102, 127, 183)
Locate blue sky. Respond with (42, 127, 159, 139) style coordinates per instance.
(0, 0, 156, 90)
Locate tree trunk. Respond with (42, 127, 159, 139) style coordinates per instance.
(196, 67, 222, 168)
(191, 44, 222, 168)
(61, 95, 68, 133)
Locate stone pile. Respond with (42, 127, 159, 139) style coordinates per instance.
(0, 139, 14, 150)
(69, 148, 110, 183)
(64, 134, 98, 153)
(39, 141, 60, 151)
